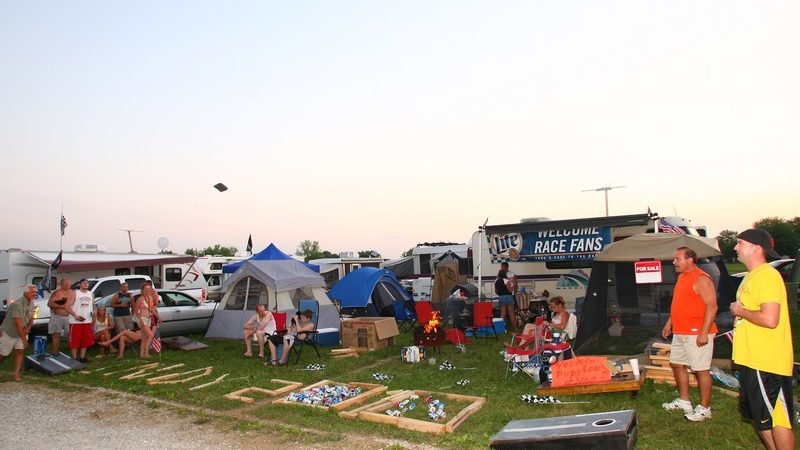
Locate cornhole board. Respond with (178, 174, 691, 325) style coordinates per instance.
(24, 352, 85, 375)
(358, 390, 486, 434)
(161, 336, 209, 351)
(536, 372, 644, 397)
(274, 379, 387, 411)
(490, 409, 637, 449)
(223, 379, 304, 403)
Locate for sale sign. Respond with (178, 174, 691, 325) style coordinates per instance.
(634, 260, 662, 284)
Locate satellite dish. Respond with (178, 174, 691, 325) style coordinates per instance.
(157, 237, 170, 250)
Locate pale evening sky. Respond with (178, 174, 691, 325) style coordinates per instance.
(1, 1, 798, 258)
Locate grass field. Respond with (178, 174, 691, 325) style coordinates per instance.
(5, 316, 799, 449)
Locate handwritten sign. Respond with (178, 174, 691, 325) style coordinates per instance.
(550, 356, 611, 387)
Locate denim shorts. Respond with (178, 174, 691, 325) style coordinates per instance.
(498, 294, 515, 306)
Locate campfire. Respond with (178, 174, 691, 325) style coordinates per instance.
(414, 311, 446, 350)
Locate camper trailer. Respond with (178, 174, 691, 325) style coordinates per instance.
(0, 248, 208, 331)
(308, 252, 384, 288)
(195, 255, 249, 301)
(470, 213, 704, 309)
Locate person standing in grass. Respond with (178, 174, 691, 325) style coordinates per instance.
(66, 278, 94, 363)
(0, 284, 36, 381)
(730, 229, 794, 450)
(47, 278, 74, 354)
(661, 247, 718, 422)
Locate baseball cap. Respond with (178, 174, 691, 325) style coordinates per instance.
(737, 229, 781, 259)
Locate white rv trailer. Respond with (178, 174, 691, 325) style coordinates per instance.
(0, 248, 207, 300)
(308, 252, 384, 288)
(196, 255, 249, 301)
(471, 213, 703, 309)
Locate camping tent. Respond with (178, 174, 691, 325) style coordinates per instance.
(222, 244, 320, 274)
(328, 268, 412, 317)
(206, 244, 336, 339)
(575, 233, 736, 351)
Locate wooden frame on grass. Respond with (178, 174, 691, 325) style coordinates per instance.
(274, 379, 387, 411)
(357, 390, 486, 434)
(223, 379, 304, 403)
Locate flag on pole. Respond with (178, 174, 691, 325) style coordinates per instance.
(51, 250, 63, 270)
(60, 215, 67, 236)
(246, 234, 253, 254)
(658, 218, 686, 234)
(37, 250, 64, 296)
(151, 328, 162, 353)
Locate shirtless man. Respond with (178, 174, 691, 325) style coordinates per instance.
(47, 278, 75, 354)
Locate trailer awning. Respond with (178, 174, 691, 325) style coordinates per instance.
(25, 251, 196, 272)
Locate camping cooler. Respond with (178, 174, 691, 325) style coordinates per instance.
(317, 327, 340, 346)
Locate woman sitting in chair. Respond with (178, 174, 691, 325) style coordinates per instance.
(266, 309, 314, 365)
(543, 296, 577, 342)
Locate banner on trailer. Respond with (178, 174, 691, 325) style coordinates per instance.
(489, 226, 612, 262)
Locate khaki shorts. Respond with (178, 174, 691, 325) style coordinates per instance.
(0, 332, 25, 356)
(669, 333, 715, 371)
(114, 315, 133, 332)
(48, 314, 70, 335)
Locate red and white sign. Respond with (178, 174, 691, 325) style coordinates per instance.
(634, 260, 662, 284)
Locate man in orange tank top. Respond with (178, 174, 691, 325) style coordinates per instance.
(661, 247, 718, 422)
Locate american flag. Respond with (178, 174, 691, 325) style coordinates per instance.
(658, 218, 686, 234)
(60, 215, 67, 236)
(151, 328, 162, 353)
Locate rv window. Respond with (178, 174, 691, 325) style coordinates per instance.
(165, 268, 182, 282)
(115, 268, 131, 276)
(31, 276, 57, 291)
(207, 275, 220, 287)
(134, 266, 151, 276)
(419, 254, 432, 275)
(210, 263, 223, 270)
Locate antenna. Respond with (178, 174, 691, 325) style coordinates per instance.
(117, 229, 143, 253)
(581, 186, 626, 216)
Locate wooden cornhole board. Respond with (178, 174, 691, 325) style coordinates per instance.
(358, 390, 486, 434)
(224, 379, 304, 403)
(274, 379, 387, 411)
(162, 336, 209, 351)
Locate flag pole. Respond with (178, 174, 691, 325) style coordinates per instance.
(60, 203, 64, 251)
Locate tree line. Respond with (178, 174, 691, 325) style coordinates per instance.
(716, 217, 800, 262)
(294, 239, 380, 262)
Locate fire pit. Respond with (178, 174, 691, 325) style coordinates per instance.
(414, 311, 445, 352)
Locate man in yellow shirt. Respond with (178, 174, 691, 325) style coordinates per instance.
(730, 229, 794, 450)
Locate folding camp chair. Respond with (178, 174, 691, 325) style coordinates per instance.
(393, 299, 417, 332)
(504, 344, 541, 380)
(464, 301, 497, 341)
(414, 301, 434, 327)
(289, 299, 321, 364)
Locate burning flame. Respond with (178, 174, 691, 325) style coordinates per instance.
(423, 311, 441, 333)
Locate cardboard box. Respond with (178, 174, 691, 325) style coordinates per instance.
(341, 317, 399, 350)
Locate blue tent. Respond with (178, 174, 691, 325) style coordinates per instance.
(329, 267, 411, 316)
(222, 243, 319, 274)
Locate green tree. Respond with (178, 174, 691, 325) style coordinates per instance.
(296, 240, 323, 262)
(358, 250, 381, 258)
(753, 217, 800, 257)
(184, 244, 238, 257)
(401, 248, 414, 257)
(716, 229, 738, 262)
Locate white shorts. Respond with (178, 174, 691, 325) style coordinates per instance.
(669, 333, 715, 371)
(48, 314, 70, 335)
(0, 332, 25, 356)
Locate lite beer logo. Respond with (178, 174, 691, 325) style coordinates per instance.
(491, 233, 522, 261)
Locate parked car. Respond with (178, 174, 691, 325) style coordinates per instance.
(732, 259, 795, 278)
(95, 289, 217, 336)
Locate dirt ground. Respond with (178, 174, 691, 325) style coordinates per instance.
(0, 382, 439, 450)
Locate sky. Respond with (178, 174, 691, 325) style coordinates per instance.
(1, 1, 798, 259)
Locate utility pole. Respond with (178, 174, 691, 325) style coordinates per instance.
(117, 229, 143, 253)
(582, 186, 626, 216)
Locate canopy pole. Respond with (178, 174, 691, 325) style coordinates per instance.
(477, 223, 484, 299)
(243, 277, 251, 310)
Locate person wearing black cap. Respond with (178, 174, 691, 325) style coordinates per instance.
(730, 229, 794, 449)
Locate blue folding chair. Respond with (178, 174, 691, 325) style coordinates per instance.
(393, 299, 417, 332)
(289, 299, 321, 364)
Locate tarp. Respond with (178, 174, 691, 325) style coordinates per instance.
(595, 233, 720, 262)
(329, 267, 411, 316)
(222, 243, 319, 274)
(382, 256, 414, 279)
